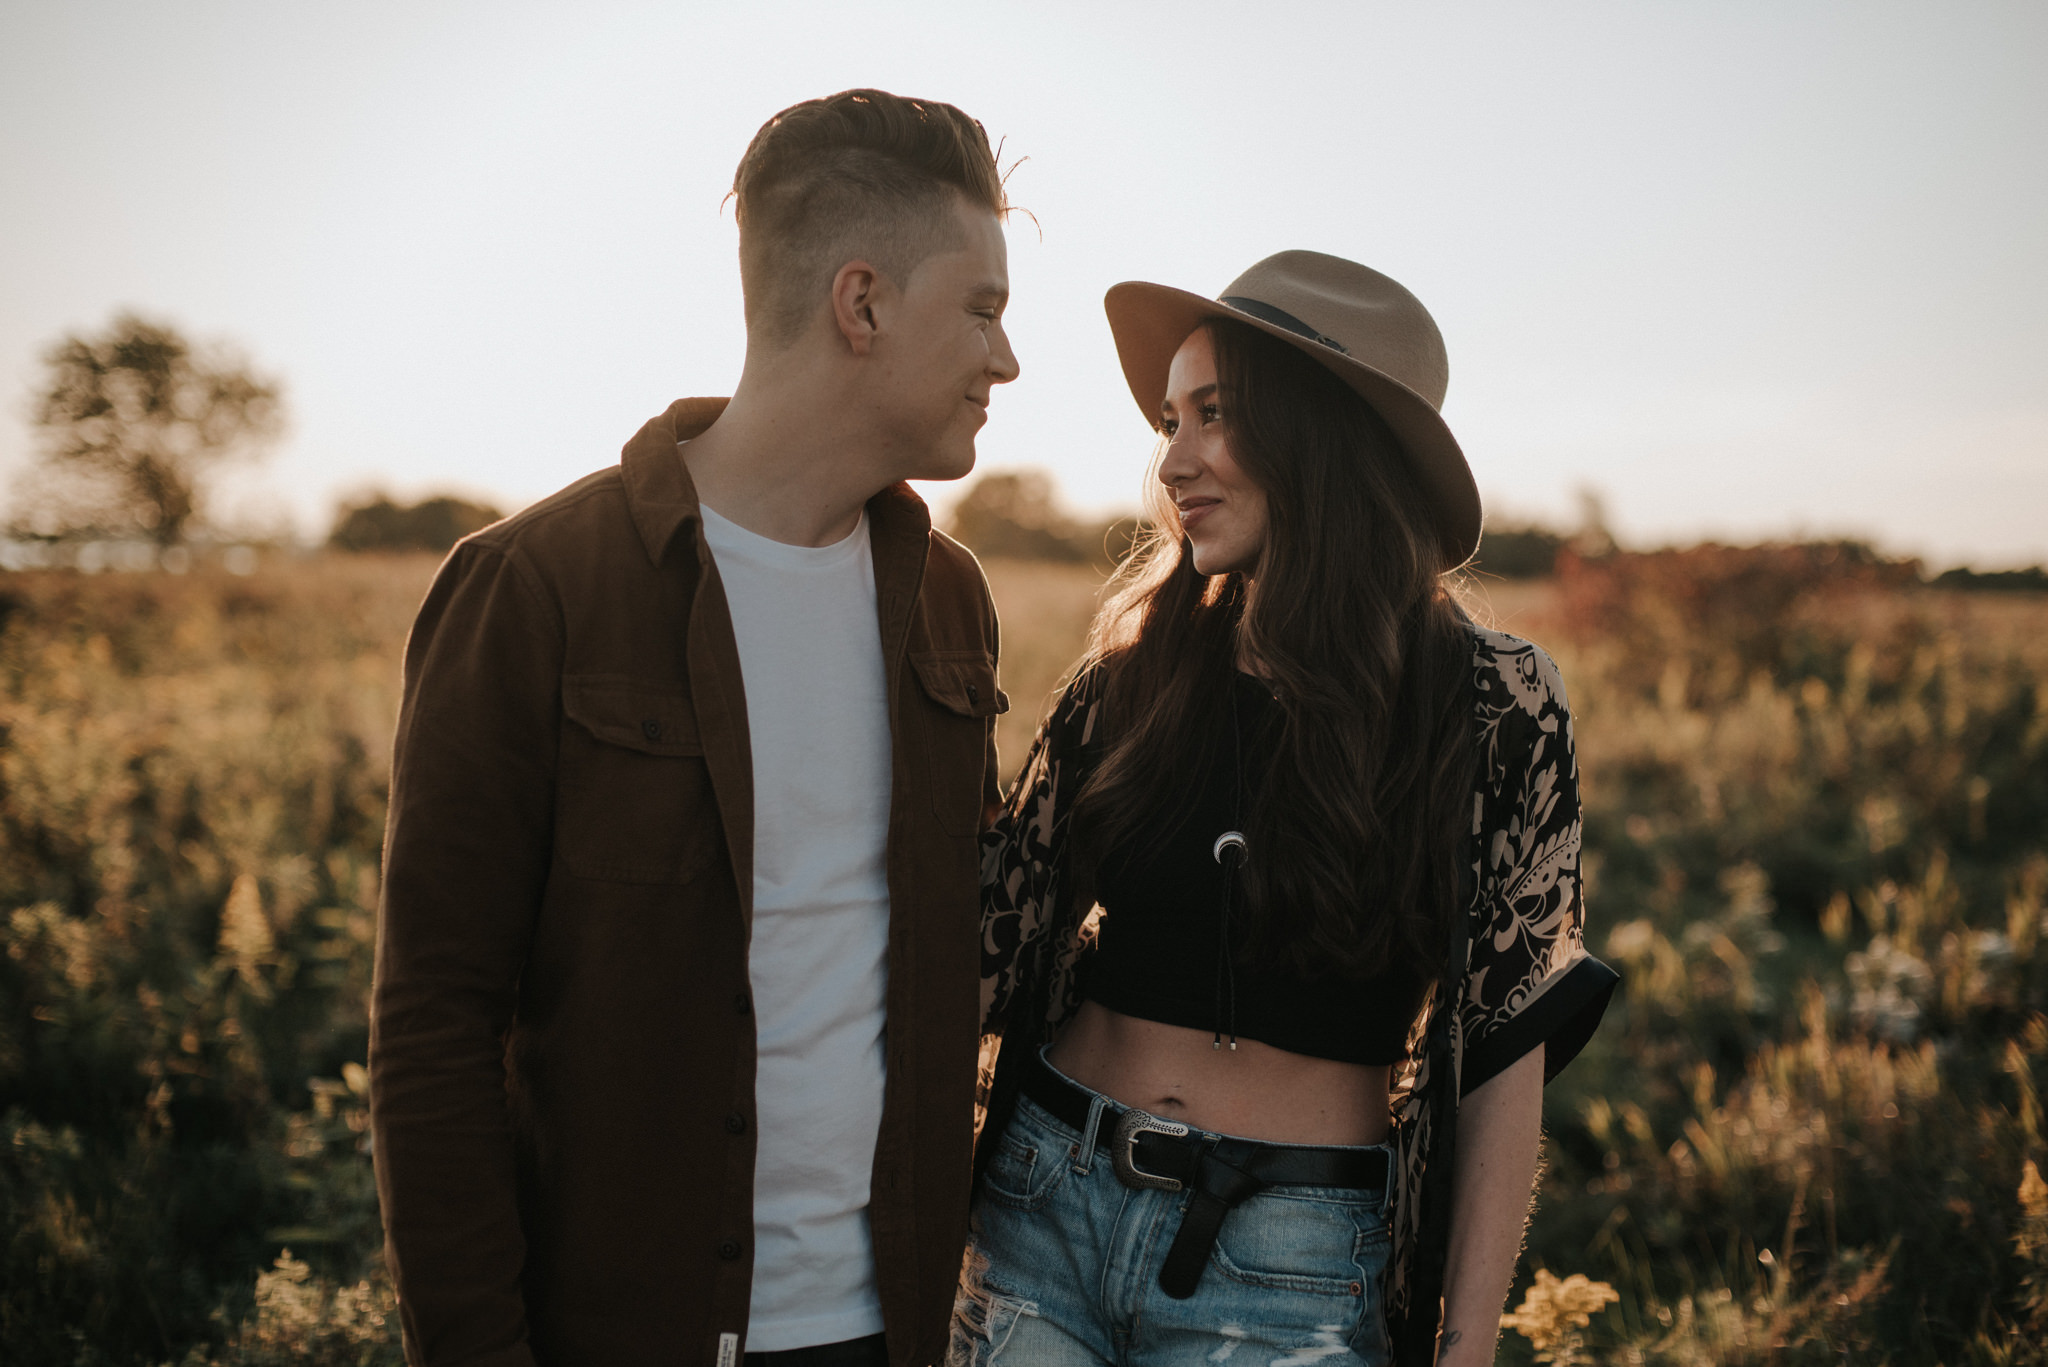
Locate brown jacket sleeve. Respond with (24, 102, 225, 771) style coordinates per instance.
(371, 541, 562, 1367)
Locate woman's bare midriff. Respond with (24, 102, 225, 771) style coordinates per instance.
(1045, 999, 1393, 1147)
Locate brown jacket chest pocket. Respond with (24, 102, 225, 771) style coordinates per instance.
(556, 678, 724, 884)
(910, 650, 1007, 837)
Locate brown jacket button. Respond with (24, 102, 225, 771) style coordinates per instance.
(641, 718, 661, 741)
(717, 1239, 742, 1261)
(725, 1113, 747, 1135)
(733, 992, 751, 1015)
(966, 683, 980, 703)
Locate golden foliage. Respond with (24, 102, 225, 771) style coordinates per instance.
(3, 542, 2046, 1364)
(170, 1251, 400, 1367)
(1500, 1269, 1621, 1365)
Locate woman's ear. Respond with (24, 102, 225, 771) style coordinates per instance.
(831, 260, 882, 356)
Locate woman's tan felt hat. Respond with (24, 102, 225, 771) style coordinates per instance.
(1104, 249, 1482, 566)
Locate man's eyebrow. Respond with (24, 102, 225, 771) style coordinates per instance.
(966, 282, 1009, 304)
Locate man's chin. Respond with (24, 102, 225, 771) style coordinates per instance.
(913, 444, 979, 484)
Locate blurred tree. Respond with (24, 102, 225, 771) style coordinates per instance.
(1573, 485, 1617, 558)
(947, 469, 1081, 561)
(328, 494, 504, 553)
(14, 314, 284, 546)
(1931, 564, 2048, 593)
(945, 469, 1137, 569)
(1472, 523, 1569, 578)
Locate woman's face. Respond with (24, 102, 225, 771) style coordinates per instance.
(1157, 327, 1268, 578)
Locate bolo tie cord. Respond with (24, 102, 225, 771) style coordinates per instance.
(1214, 685, 1246, 1051)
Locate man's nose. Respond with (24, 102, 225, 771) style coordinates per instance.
(989, 324, 1021, 384)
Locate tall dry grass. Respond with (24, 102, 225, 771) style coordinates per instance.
(1525, 550, 2048, 1364)
(982, 557, 1105, 772)
(0, 555, 431, 1365)
(0, 546, 2043, 1363)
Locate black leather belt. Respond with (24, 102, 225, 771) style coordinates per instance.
(1019, 1051, 1388, 1300)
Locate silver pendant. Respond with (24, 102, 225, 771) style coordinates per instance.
(1213, 831, 1247, 863)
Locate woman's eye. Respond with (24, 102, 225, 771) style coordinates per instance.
(1159, 418, 1179, 436)
(1200, 405, 1223, 424)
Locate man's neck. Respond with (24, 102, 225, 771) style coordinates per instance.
(680, 365, 886, 549)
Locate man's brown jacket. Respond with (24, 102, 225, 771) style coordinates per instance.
(369, 399, 1005, 1367)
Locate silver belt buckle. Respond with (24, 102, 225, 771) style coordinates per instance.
(1110, 1108, 1192, 1192)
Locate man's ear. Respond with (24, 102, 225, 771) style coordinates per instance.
(831, 261, 883, 356)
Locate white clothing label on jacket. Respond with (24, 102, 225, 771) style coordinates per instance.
(698, 499, 891, 1352)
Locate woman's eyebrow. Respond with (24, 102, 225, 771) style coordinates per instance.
(1163, 382, 1220, 413)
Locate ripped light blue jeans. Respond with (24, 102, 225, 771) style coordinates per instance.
(949, 1056, 1394, 1367)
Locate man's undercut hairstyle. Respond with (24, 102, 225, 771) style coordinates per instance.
(733, 89, 1007, 346)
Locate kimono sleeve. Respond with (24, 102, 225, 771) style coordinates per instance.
(978, 670, 1101, 1034)
(1459, 637, 1619, 1096)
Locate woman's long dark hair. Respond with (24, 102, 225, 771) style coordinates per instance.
(1073, 318, 1475, 986)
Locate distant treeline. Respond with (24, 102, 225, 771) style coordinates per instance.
(18, 311, 2028, 590)
(1930, 564, 2048, 593)
(943, 470, 1139, 570)
(940, 471, 2046, 591)
(328, 494, 503, 553)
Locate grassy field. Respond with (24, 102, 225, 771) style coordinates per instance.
(2, 547, 2045, 1364)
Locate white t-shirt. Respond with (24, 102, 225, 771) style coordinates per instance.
(696, 499, 893, 1353)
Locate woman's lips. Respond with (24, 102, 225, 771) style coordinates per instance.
(1178, 498, 1220, 530)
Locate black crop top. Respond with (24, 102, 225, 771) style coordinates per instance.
(1086, 672, 1427, 1065)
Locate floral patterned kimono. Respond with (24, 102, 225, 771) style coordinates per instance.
(975, 624, 1619, 1364)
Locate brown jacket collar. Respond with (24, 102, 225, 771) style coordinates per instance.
(620, 396, 933, 571)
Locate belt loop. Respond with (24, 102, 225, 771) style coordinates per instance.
(1073, 1093, 1110, 1174)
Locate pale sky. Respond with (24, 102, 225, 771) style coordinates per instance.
(2, 1, 2043, 567)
